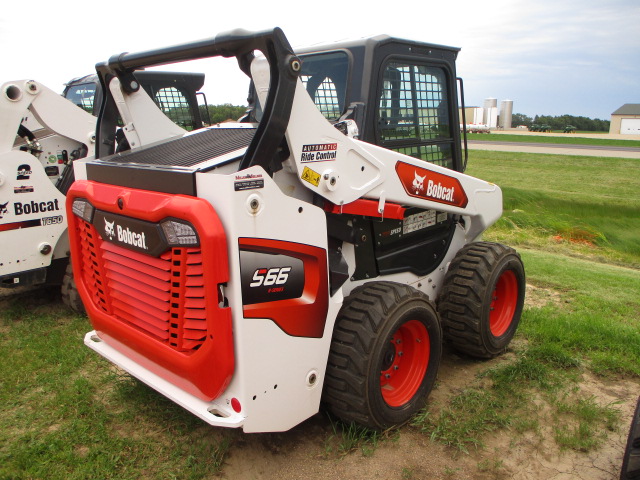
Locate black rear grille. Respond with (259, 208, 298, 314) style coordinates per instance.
(100, 128, 256, 168)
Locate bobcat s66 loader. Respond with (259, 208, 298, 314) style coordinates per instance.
(67, 28, 525, 432)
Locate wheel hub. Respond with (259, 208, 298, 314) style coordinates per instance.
(381, 343, 396, 371)
(379, 319, 430, 407)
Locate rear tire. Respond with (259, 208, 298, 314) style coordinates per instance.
(438, 242, 525, 358)
(61, 260, 85, 315)
(323, 281, 442, 430)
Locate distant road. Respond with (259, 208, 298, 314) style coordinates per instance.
(467, 140, 640, 159)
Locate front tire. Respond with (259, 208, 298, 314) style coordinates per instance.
(438, 242, 525, 358)
(323, 281, 442, 430)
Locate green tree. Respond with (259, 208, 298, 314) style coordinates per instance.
(512, 113, 533, 127)
(200, 104, 248, 125)
(530, 114, 610, 132)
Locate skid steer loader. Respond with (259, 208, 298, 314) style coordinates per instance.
(0, 72, 205, 311)
(67, 27, 525, 432)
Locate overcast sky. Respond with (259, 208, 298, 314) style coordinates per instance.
(1, 0, 637, 120)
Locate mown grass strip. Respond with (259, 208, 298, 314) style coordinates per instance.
(414, 150, 639, 453)
(414, 247, 639, 453)
(520, 249, 640, 377)
(467, 132, 640, 148)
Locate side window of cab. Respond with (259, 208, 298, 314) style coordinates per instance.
(377, 62, 454, 169)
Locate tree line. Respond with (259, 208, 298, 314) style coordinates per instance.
(199, 104, 248, 124)
(511, 113, 610, 132)
(198, 105, 612, 133)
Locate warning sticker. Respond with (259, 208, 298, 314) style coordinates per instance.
(301, 166, 321, 187)
(300, 143, 338, 162)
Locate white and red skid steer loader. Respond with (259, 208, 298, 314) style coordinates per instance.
(66, 28, 525, 432)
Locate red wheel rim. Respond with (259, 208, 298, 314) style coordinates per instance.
(489, 270, 518, 337)
(380, 319, 430, 407)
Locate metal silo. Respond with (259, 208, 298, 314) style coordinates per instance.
(483, 98, 498, 127)
(499, 100, 513, 129)
(484, 98, 497, 109)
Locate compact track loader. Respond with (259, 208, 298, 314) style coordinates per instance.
(0, 80, 96, 309)
(67, 28, 525, 432)
(0, 72, 204, 311)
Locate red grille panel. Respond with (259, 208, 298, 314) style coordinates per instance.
(67, 180, 234, 401)
(78, 221, 208, 354)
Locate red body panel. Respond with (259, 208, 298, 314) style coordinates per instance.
(325, 198, 405, 220)
(240, 237, 329, 338)
(396, 161, 468, 208)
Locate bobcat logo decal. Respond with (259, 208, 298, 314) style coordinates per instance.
(412, 171, 426, 194)
(104, 218, 115, 240)
(0, 202, 8, 219)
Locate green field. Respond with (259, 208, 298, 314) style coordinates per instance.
(1, 151, 639, 478)
(412, 150, 640, 452)
(466, 151, 640, 268)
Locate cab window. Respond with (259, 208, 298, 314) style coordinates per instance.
(65, 83, 98, 114)
(299, 52, 349, 121)
(152, 87, 197, 131)
(378, 62, 454, 169)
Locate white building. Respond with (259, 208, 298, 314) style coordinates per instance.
(610, 104, 640, 134)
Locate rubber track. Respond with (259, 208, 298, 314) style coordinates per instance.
(61, 261, 85, 315)
(437, 242, 518, 358)
(322, 281, 434, 428)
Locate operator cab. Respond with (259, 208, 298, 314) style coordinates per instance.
(243, 36, 465, 173)
(296, 36, 464, 172)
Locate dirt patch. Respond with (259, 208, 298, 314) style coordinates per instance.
(525, 283, 563, 309)
(220, 349, 639, 480)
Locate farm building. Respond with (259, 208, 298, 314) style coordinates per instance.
(610, 104, 640, 134)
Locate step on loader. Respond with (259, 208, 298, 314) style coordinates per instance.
(66, 27, 525, 432)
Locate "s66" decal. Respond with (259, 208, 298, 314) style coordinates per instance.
(250, 267, 292, 288)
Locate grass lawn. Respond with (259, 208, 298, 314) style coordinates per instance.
(1, 150, 639, 478)
(466, 150, 640, 268)
(411, 151, 640, 452)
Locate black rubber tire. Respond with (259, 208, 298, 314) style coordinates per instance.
(620, 396, 640, 480)
(61, 260, 86, 315)
(438, 242, 525, 358)
(322, 281, 442, 430)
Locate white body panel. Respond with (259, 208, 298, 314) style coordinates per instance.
(108, 77, 185, 148)
(194, 166, 343, 432)
(0, 150, 67, 277)
(251, 59, 502, 242)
